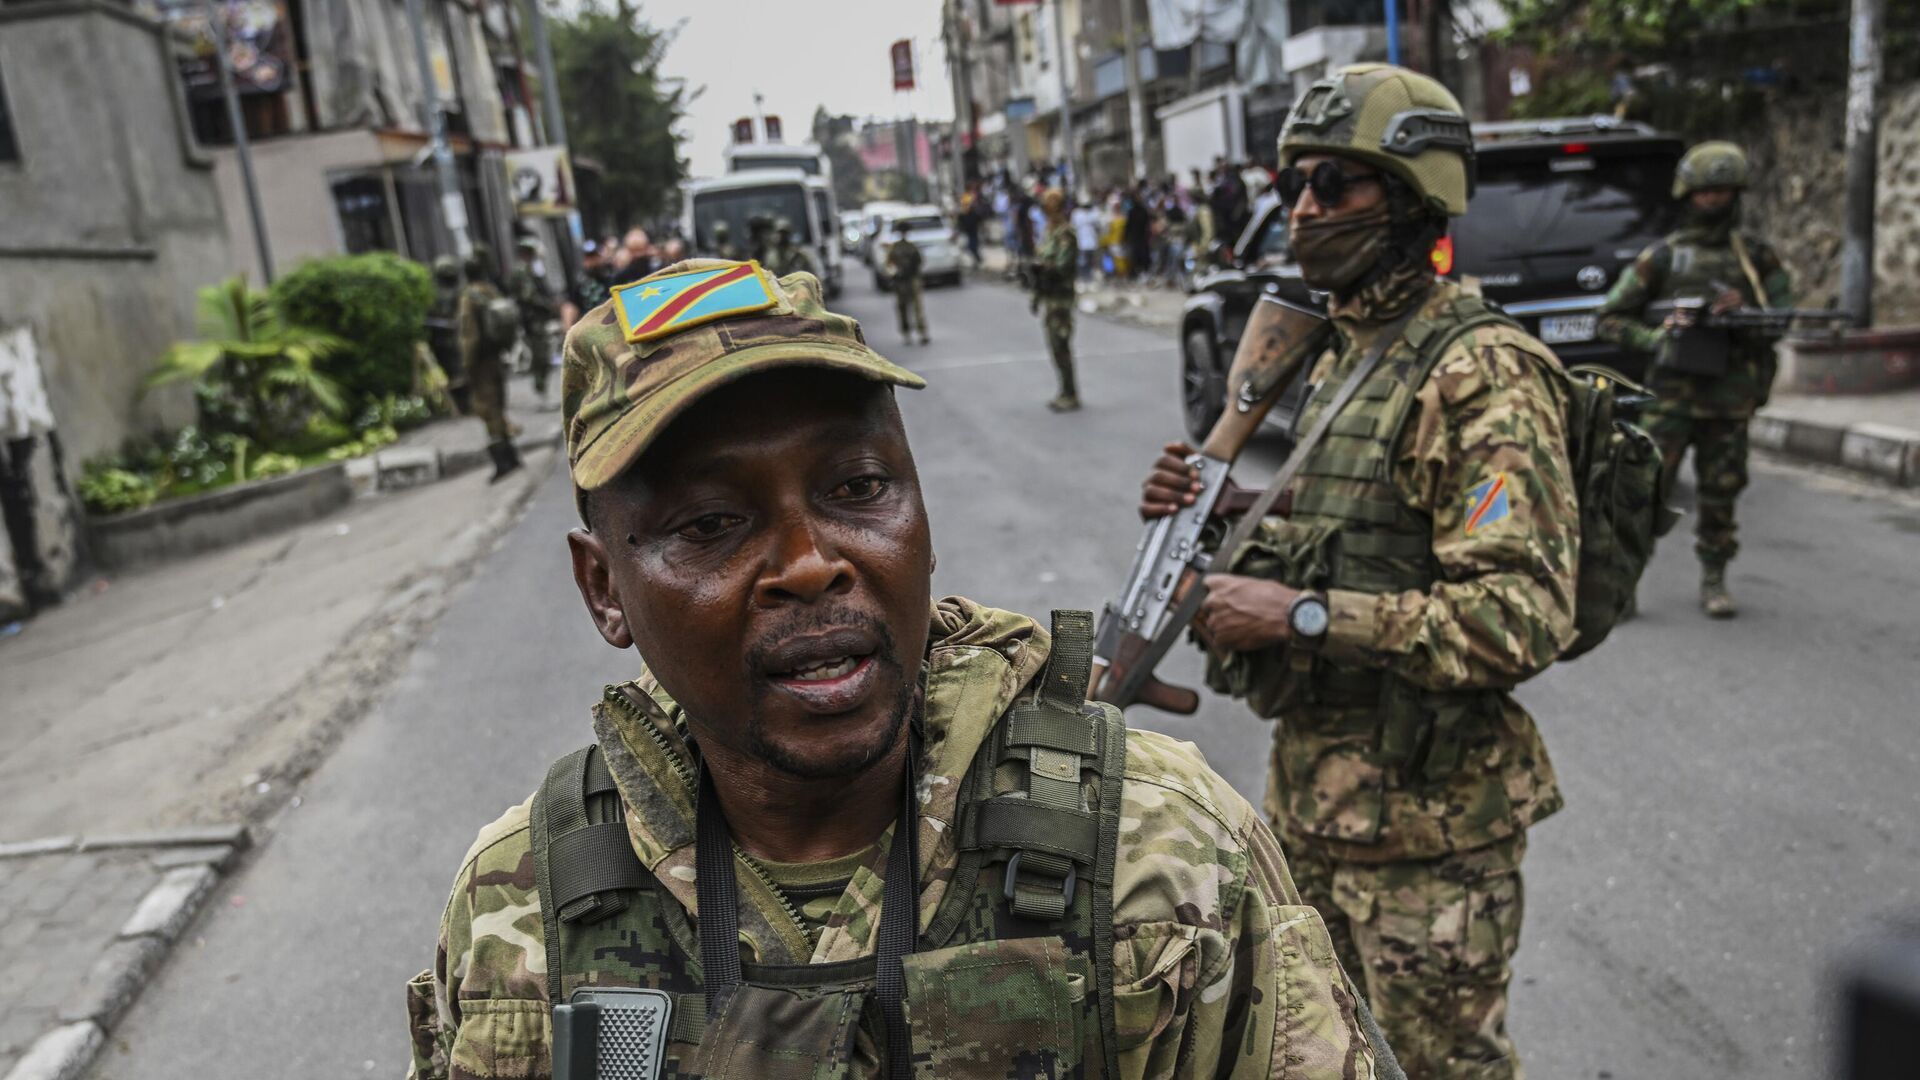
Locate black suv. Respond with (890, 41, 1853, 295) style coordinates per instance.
(1179, 117, 1684, 441)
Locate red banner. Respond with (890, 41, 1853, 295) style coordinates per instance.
(890, 39, 915, 90)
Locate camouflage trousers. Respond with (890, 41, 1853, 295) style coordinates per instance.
(1644, 405, 1749, 567)
(526, 328, 556, 394)
(895, 279, 927, 337)
(467, 356, 510, 441)
(1286, 832, 1528, 1080)
(1041, 300, 1076, 397)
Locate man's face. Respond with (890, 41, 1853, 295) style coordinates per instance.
(572, 371, 933, 780)
(1286, 153, 1388, 225)
(625, 229, 651, 257)
(1690, 187, 1737, 213)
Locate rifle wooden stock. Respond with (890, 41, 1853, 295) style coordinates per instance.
(1199, 297, 1332, 461)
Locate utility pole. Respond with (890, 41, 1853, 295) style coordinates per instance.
(942, 0, 972, 198)
(1117, 0, 1146, 181)
(1049, 0, 1079, 193)
(522, 0, 567, 150)
(203, 0, 274, 282)
(1385, 0, 1402, 66)
(1840, 0, 1880, 327)
(403, 0, 472, 257)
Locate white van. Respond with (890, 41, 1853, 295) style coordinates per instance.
(684, 169, 843, 297)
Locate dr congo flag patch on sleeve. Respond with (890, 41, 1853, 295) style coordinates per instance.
(1464, 472, 1512, 536)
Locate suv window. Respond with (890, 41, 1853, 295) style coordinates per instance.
(1455, 151, 1675, 267)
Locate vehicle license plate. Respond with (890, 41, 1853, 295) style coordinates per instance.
(1541, 315, 1596, 344)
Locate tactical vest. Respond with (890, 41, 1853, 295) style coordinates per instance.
(1207, 295, 1512, 845)
(1644, 229, 1774, 377)
(534, 611, 1128, 1079)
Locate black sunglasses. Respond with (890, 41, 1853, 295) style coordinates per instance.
(1278, 162, 1384, 208)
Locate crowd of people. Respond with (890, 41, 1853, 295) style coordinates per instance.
(960, 157, 1280, 289)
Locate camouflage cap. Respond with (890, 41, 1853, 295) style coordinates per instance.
(562, 259, 925, 500)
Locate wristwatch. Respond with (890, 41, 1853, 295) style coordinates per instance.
(1287, 591, 1331, 646)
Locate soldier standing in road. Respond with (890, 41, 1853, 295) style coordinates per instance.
(764, 218, 819, 278)
(1029, 188, 1080, 412)
(884, 220, 930, 345)
(746, 214, 775, 266)
(404, 259, 1389, 1080)
(1139, 64, 1580, 1079)
(456, 244, 523, 482)
(1597, 141, 1791, 618)
(426, 255, 469, 414)
(510, 237, 562, 409)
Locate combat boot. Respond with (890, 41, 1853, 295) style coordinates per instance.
(487, 439, 523, 484)
(1700, 566, 1737, 619)
(1047, 393, 1081, 413)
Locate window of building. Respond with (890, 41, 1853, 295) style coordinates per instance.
(0, 63, 19, 163)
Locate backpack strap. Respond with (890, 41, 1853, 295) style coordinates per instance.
(965, 609, 1127, 1072)
(532, 743, 655, 1005)
(1376, 298, 1521, 462)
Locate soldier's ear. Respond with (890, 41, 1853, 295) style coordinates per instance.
(568, 527, 633, 649)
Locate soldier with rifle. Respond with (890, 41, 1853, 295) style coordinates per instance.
(1121, 64, 1585, 1078)
(1598, 141, 1821, 618)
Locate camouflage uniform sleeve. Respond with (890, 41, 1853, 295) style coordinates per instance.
(406, 797, 549, 1080)
(1320, 331, 1580, 689)
(1595, 244, 1665, 354)
(457, 291, 480, 362)
(1113, 730, 1377, 1079)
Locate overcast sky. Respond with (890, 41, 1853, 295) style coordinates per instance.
(636, 0, 957, 178)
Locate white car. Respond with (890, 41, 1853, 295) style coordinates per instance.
(871, 206, 963, 291)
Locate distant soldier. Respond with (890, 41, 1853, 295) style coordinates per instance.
(426, 255, 468, 414)
(509, 237, 562, 408)
(708, 221, 742, 261)
(456, 244, 523, 481)
(1598, 141, 1791, 618)
(884, 220, 929, 345)
(764, 218, 819, 278)
(746, 215, 775, 266)
(1028, 188, 1079, 412)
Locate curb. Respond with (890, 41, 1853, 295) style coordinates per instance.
(2, 835, 240, 1080)
(1750, 411, 1920, 486)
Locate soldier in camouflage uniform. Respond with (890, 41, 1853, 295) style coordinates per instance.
(510, 237, 563, 408)
(456, 244, 522, 481)
(1029, 188, 1080, 412)
(1141, 65, 1579, 1079)
(405, 259, 1388, 1079)
(1597, 141, 1790, 618)
(763, 217, 819, 278)
(707, 221, 742, 262)
(427, 255, 470, 414)
(884, 220, 930, 345)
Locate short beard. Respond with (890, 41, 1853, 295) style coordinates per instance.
(741, 610, 915, 780)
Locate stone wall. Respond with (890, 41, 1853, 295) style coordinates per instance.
(1742, 79, 1920, 326)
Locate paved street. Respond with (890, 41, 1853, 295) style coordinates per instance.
(90, 274, 1920, 1079)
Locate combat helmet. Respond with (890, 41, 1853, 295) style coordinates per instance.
(1672, 141, 1749, 199)
(1280, 63, 1475, 216)
(431, 254, 460, 281)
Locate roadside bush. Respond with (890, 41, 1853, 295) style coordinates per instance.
(272, 253, 434, 409)
(77, 466, 158, 515)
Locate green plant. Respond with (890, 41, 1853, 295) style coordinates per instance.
(272, 253, 434, 408)
(148, 278, 347, 448)
(77, 465, 159, 515)
(248, 452, 302, 480)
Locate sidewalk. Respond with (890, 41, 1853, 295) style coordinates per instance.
(974, 250, 1920, 486)
(0, 375, 560, 1080)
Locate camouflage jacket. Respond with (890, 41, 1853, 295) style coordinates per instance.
(1033, 223, 1077, 303)
(1596, 220, 1793, 418)
(508, 266, 559, 326)
(1212, 272, 1573, 863)
(884, 238, 923, 283)
(456, 281, 509, 368)
(764, 242, 819, 279)
(407, 598, 1379, 1079)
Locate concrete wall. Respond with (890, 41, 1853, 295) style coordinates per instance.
(1744, 79, 1920, 327)
(0, 1, 233, 474)
(211, 128, 385, 284)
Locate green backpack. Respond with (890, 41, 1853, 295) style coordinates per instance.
(1557, 365, 1680, 659)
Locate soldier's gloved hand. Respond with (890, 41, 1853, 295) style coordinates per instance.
(1140, 441, 1201, 520)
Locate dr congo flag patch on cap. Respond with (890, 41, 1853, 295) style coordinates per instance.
(1464, 472, 1512, 536)
(612, 261, 778, 343)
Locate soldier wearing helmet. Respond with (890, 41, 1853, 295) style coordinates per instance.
(1138, 63, 1582, 1078)
(1027, 187, 1080, 411)
(426, 254, 469, 413)
(1597, 140, 1792, 618)
(456, 241, 524, 480)
(763, 217, 819, 279)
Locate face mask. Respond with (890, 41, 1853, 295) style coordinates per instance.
(1290, 204, 1393, 292)
(1692, 201, 1736, 226)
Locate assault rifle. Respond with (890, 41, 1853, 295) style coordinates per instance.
(1088, 297, 1333, 713)
(1648, 296, 1856, 333)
